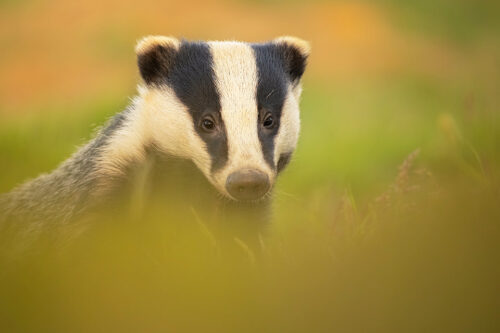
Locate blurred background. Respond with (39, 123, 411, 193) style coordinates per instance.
(1, 0, 499, 331)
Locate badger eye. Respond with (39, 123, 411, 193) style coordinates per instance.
(263, 114, 275, 129)
(201, 118, 215, 132)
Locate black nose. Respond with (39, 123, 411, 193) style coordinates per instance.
(225, 169, 270, 201)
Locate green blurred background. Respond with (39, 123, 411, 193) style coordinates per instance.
(1, 0, 499, 331)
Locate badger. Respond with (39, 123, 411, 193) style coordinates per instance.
(0, 36, 309, 245)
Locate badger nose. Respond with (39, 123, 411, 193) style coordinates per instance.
(226, 169, 270, 201)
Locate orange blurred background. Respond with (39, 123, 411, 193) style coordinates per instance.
(2, 0, 497, 113)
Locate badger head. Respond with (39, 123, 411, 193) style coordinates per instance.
(135, 36, 309, 202)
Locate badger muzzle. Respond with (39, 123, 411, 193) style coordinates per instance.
(225, 168, 270, 201)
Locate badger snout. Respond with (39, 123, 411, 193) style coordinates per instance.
(225, 169, 270, 201)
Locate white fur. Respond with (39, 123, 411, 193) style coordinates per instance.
(141, 86, 213, 178)
(97, 85, 220, 192)
(135, 35, 180, 55)
(274, 36, 311, 58)
(274, 85, 301, 165)
(208, 41, 276, 198)
(97, 96, 149, 178)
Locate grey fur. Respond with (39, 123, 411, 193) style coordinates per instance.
(0, 108, 132, 232)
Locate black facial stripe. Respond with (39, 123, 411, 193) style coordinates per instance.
(166, 41, 228, 173)
(277, 152, 292, 173)
(252, 43, 289, 170)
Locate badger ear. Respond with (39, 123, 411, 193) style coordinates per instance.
(136, 36, 180, 85)
(273, 36, 310, 83)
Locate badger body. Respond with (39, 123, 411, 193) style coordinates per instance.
(0, 36, 309, 243)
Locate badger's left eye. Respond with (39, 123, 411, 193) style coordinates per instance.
(263, 114, 275, 129)
(201, 118, 216, 132)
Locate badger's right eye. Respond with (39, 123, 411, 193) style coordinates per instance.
(201, 118, 216, 132)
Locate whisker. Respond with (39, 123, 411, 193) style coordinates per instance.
(265, 89, 276, 100)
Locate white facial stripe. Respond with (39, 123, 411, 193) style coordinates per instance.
(141, 86, 212, 177)
(274, 86, 301, 164)
(209, 42, 273, 181)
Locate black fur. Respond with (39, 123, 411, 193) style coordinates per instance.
(151, 41, 229, 173)
(277, 152, 292, 173)
(277, 43, 308, 83)
(252, 43, 288, 169)
(252, 42, 307, 170)
(137, 44, 177, 86)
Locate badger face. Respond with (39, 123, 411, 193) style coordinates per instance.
(135, 36, 309, 202)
